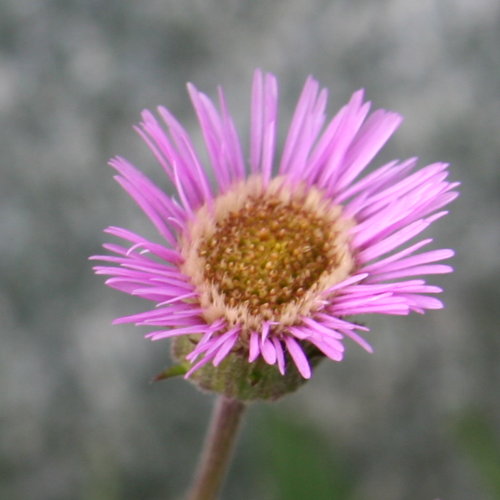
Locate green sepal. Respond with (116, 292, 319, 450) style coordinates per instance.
(171, 335, 323, 401)
(151, 362, 188, 383)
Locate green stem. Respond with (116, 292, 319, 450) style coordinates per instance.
(186, 396, 247, 500)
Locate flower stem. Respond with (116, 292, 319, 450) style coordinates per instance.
(186, 396, 247, 500)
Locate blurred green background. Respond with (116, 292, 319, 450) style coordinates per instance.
(1, 1, 499, 499)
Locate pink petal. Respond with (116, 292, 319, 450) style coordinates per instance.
(249, 331, 260, 362)
(261, 337, 277, 365)
(272, 338, 286, 375)
(284, 337, 311, 379)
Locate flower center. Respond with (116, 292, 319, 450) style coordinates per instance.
(181, 176, 355, 330)
(200, 198, 337, 313)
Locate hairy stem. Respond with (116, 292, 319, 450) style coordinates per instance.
(186, 396, 247, 500)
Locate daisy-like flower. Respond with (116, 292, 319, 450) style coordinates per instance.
(91, 70, 458, 390)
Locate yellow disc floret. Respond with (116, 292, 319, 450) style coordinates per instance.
(181, 176, 355, 331)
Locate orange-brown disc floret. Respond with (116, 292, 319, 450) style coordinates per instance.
(199, 196, 345, 319)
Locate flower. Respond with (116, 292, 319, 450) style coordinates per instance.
(91, 70, 458, 385)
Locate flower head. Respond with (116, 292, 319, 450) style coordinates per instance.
(91, 70, 458, 396)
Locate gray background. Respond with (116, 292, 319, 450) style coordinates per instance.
(1, 1, 499, 499)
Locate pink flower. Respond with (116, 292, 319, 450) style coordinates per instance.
(91, 70, 458, 380)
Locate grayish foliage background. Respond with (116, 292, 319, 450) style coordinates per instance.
(1, 1, 499, 499)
